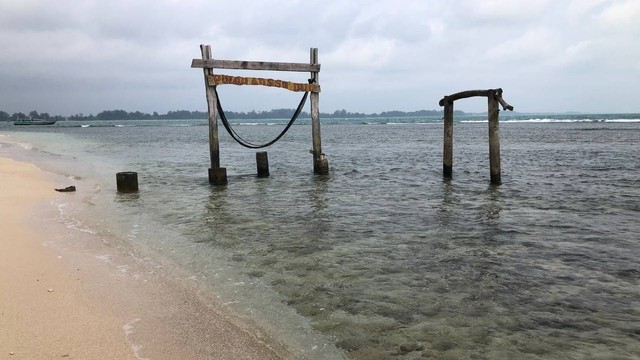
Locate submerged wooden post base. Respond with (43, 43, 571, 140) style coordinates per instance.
(314, 155, 329, 175)
(208, 167, 227, 185)
(256, 152, 269, 178)
(116, 172, 139, 193)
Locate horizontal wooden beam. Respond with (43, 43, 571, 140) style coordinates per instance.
(439, 88, 514, 111)
(208, 74, 320, 92)
(439, 89, 493, 106)
(192, 59, 320, 72)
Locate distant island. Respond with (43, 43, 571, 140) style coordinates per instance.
(1, 108, 466, 122)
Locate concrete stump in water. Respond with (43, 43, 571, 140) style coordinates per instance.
(116, 172, 139, 193)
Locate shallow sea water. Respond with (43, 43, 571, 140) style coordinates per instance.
(1, 119, 639, 359)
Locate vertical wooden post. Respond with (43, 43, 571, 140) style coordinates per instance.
(200, 44, 227, 185)
(488, 91, 501, 185)
(310, 48, 329, 175)
(443, 100, 454, 179)
(256, 151, 269, 178)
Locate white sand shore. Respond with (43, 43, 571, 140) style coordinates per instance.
(0, 157, 287, 359)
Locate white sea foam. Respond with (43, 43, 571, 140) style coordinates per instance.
(117, 264, 129, 274)
(605, 119, 640, 123)
(122, 319, 149, 360)
(56, 202, 97, 234)
(94, 254, 111, 262)
(460, 118, 640, 123)
(127, 224, 140, 239)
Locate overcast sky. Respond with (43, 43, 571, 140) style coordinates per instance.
(1, 0, 639, 115)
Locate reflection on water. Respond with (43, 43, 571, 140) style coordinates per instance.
(115, 192, 141, 202)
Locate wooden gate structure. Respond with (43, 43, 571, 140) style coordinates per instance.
(439, 89, 513, 185)
(191, 44, 328, 185)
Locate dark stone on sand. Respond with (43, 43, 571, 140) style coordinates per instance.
(55, 186, 76, 192)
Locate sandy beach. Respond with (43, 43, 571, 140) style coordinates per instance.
(0, 156, 287, 359)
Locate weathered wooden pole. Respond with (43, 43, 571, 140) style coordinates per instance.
(256, 151, 269, 178)
(200, 44, 227, 185)
(443, 99, 454, 179)
(116, 172, 139, 193)
(488, 91, 501, 185)
(310, 48, 329, 175)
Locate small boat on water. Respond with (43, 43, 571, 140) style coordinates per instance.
(14, 118, 56, 125)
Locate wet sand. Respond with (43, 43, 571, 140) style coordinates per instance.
(0, 157, 288, 359)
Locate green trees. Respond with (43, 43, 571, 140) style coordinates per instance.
(27, 110, 51, 120)
(12, 112, 26, 121)
(95, 110, 129, 120)
(1, 108, 453, 121)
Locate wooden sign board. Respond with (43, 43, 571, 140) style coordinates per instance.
(207, 74, 320, 93)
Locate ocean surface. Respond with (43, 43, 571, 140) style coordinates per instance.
(1, 113, 639, 359)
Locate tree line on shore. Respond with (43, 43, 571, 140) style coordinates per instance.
(1, 108, 465, 122)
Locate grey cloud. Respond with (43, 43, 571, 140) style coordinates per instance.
(0, 0, 638, 115)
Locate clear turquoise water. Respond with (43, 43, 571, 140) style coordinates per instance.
(1, 117, 639, 359)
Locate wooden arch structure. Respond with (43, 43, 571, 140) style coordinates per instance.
(191, 44, 328, 185)
(439, 88, 514, 185)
